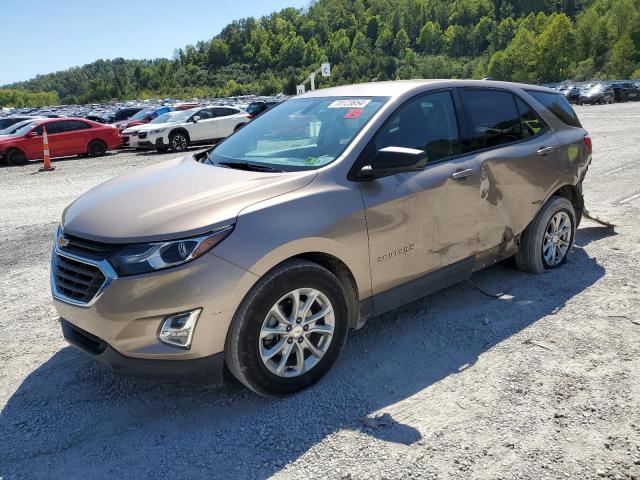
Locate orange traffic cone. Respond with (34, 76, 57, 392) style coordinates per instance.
(39, 126, 55, 172)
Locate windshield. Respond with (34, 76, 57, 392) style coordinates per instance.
(587, 85, 603, 94)
(150, 111, 179, 124)
(206, 96, 388, 171)
(168, 110, 196, 123)
(13, 121, 39, 136)
(130, 108, 153, 121)
(0, 120, 35, 135)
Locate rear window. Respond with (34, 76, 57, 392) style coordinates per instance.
(526, 90, 581, 128)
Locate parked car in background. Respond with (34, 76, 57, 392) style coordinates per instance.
(109, 107, 144, 124)
(85, 114, 109, 124)
(0, 116, 42, 130)
(52, 80, 592, 396)
(611, 82, 640, 102)
(560, 85, 581, 104)
(245, 100, 281, 119)
(0, 118, 44, 135)
(0, 118, 120, 165)
(579, 84, 614, 104)
(176, 103, 200, 110)
(146, 106, 249, 152)
(113, 106, 175, 132)
(121, 111, 181, 148)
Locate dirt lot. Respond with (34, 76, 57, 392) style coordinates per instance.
(1, 102, 639, 480)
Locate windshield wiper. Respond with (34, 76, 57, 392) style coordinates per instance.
(217, 160, 284, 173)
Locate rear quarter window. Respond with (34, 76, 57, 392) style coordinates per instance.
(526, 90, 582, 128)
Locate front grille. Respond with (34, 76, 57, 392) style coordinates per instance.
(131, 131, 139, 137)
(60, 234, 121, 260)
(138, 132, 147, 139)
(53, 254, 107, 303)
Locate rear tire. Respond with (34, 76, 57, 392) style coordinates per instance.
(4, 149, 27, 165)
(87, 139, 107, 157)
(225, 259, 350, 397)
(515, 196, 576, 274)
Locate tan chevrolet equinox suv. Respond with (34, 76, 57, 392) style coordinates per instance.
(52, 80, 592, 396)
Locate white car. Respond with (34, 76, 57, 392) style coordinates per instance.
(121, 111, 181, 148)
(146, 106, 249, 152)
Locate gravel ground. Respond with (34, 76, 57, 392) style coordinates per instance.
(1, 103, 639, 480)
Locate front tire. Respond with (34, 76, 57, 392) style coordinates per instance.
(515, 196, 576, 274)
(169, 132, 189, 152)
(225, 260, 350, 397)
(4, 148, 27, 165)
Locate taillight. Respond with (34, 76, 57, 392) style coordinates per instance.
(247, 114, 255, 120)
(584, 135, 592, 153)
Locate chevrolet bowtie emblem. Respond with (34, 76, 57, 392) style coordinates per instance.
(57, 236, 70, 248)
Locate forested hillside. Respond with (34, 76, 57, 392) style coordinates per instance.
(3, 0, 640, 105)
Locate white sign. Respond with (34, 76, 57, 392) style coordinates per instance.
(296, 84, 306, 95)
(328, 99, 371, 109)
(321, 63, 331, 77)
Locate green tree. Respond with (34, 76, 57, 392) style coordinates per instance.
(537, 13, 574, 82)
(417, 21, 443, 54)
(609, 34, 637, 77)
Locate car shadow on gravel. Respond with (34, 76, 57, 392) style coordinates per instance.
(0, 228, 611, 479)
(0, 152, 120, 170)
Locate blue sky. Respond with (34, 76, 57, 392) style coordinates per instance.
(0, 0, 309, 86)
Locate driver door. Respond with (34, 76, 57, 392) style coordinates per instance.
(357, 90, 480, 313)
(189, 108, 216, 142)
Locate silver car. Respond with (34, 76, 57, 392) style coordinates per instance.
(52, 80, 592, 396)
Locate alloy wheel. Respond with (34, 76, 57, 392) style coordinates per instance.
(171, 135, 187, 151)
(259, 288, 334, 378)
(542, 211, 572, 267)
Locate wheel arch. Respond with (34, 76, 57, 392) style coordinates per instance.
(169, 127, 190, 141)
(235, 249, 362, 330)
(550, 184, 584, 226)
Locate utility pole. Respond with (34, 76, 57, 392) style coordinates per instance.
(297, 63, 331, 94)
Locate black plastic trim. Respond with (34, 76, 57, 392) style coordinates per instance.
(60, 318, 225, 387)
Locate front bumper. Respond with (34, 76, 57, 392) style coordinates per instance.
(61, 318, 225, 386)
(52, 242, 259, 364)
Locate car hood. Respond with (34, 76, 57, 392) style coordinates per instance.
(62, 155, 317, 243)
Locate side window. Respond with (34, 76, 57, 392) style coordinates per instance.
(44, 122, 65, 134)
(514, 97, 545, 139)
(375, 91, 461, 163)
(63, 120, 91, 131)
(211, 108, 229, 118)
(461, 89, 523, 151)
(196, 109, 213, 120)
(224, 108, 239, 116)
(525, 90, 582, 128)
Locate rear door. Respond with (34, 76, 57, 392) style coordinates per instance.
(458, 88, 558, 251)
(53, 120, 89, 156)
(358, 90, 480, 306)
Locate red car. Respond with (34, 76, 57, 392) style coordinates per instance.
(0, 117, 121, 165)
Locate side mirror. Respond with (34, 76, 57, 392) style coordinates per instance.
(359, 146, 428, 179)
(192, 116, 201, 123)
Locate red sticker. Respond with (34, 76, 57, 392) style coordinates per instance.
(344, 108, 364, 119)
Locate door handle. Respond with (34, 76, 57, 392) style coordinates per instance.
(451, 168, 476, 180)
(537, 146, 555, 156)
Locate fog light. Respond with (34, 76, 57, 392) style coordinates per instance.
(159, 309, 201, 349)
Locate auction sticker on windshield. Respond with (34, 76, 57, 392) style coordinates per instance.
(328, 99, 371, 108)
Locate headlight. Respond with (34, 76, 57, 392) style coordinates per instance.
(109, 226, 234, 276)
(149, 128, 166, 134)
(122, 129, 133, 134)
